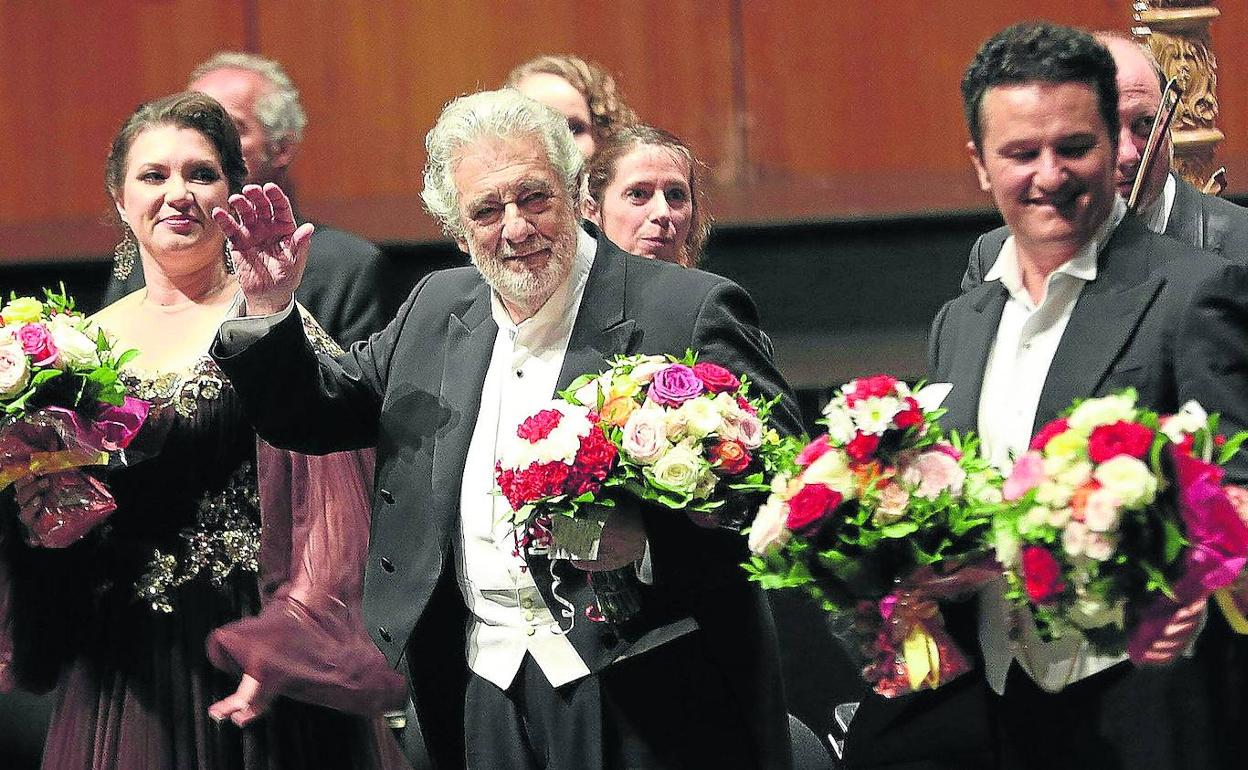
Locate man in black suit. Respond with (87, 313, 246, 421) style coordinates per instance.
(104, 52, 385, 347)
(210, 89, 801, 769)
(961, 31, 1248, 291)
(846, 23, 1248, 770)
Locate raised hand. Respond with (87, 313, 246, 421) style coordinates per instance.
(211, 183, 314, 316)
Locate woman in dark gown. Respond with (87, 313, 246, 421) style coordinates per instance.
(0, 91, 407, 769)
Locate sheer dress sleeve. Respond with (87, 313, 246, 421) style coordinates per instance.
(206, 442, 407, 715)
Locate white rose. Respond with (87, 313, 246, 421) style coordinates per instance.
(966, 470, 1004, 504)
(47, 315, 99, 369)
(573, 376, 607, 408)
(1036, 481, 1073, 508)
(663, 406, 690, 442)
(748, 495, 792, 554)
(646, 441, 705, 495)
(1056, 461, 1093, 489)
(1046, 506, 1073, 528)
(0, 341, 31, 398)
(994, 527, 1021, 568)
(1067, 393, 1138, 433)
(1093, 455, 1157, 509)
(629, 356, 669, 384)
(802, 448, 856, 497)
(677, 397, 723, 440)
(622, 406, 669, 464)
(1019, 505, 1050, 535)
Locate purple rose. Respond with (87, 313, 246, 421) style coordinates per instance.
(647, 364, 705, 407)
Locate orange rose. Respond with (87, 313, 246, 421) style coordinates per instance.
(600, 395, 639, 427)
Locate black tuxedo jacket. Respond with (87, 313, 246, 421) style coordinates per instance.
(846, 216, 1248, 769)
(213, 236, 802, 768)
(961, 174, 1248, 292)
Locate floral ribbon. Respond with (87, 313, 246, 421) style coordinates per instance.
(1127, 451, 1248, 661)
(864, 559, 1000, 697)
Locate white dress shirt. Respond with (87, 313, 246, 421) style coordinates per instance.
(454, 227, 598, 691)
(977, 198, 1128, 694)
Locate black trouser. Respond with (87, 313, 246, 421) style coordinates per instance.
(464, 632, 759, 769)
(994, 659, 1227, 770)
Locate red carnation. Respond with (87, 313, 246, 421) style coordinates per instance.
(709, 439, 751, 475)
(1173, 433, 1196, 456)
(1087, 421, 1153, 463)
(1030, 418, 1070, 451)
(785, 483, 843, 532)
(736, 396, 758, 415)
(692, 361, 741, 394)
(517, 409, 563, 442)
(846, 432, 880, 463)
(846, 374, 899, 405)
(893, 397, 923, 429)
(1021, 545, 1066, 604)
(796, 435, 832, 467)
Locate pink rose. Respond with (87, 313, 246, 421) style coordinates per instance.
(622, 408, 667, 464)
(18, 323, 58, 367)
(900, 449, 966, 499)
(1083, 488, 1123, 533)
(1004, 451, 1045, 501)
(873, 481, 911, 525)
(785, 483, 843, 532)
(747, 496, 791, 554)
(0, 341, 31, 398)
(647, 364, 705, 407)
(796, 435, 832, 467)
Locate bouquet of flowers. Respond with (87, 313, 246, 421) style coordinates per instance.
(494, 353, 798, 627)
(994, 390, 1248, 661)
(562, 352, 800, 528)
(744, 374, 1004, 696)
(0, 287, 148, 547)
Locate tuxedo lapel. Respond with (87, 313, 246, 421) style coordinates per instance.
(431, 282, 497, 533)
(940, 283, 1008, 433)
(556, 239, 639, 391)
(1034, 221, 1165, 430)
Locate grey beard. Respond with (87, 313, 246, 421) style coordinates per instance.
(471, 227, 578, 313)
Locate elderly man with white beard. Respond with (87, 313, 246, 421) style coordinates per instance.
(208, 88, 803, 769)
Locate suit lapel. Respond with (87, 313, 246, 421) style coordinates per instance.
(431, 282, 497, 531)
(556, 238, 639, 391)
(1033, 219, 1165, 429)
(941, 283, 1007, 434)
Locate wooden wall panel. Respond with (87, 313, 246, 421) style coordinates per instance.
(255, 0, 736, 219)
(0, 1, 246, 229)
(739, 1, 1131, 179)
(5, 1, 1248, 261)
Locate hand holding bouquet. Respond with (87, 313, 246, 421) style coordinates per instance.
(994, 390, 1248, 662)
(744, 375, 1003, 696)
(0, 288, 148, 547)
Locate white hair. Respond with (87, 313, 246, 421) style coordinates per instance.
(421, 88, 583, 238)
(189, 51, 308, 146)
